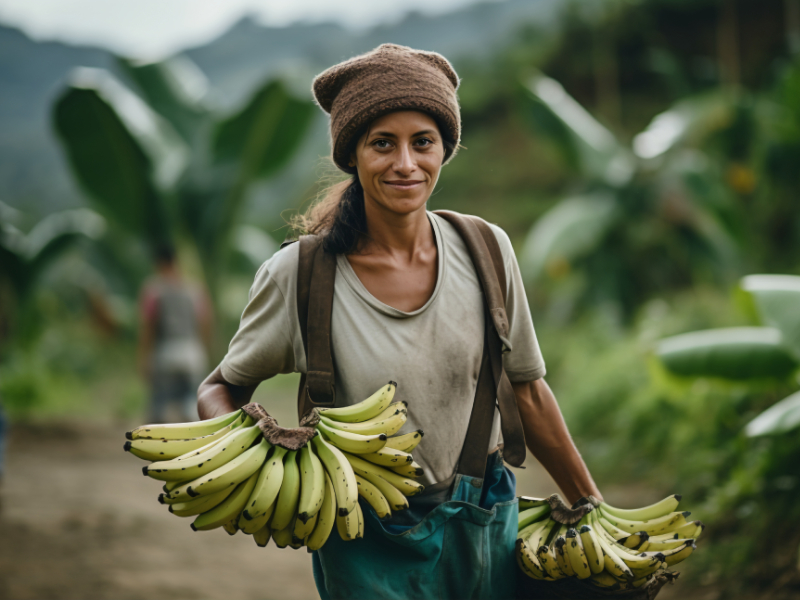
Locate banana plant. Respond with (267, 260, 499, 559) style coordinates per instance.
(655, 274, 800, 436)
(52, 56, 317, 308)
(0, 206, 106, 347)
(517, 73, 741, 316)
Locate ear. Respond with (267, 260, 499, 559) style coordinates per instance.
(348, 153, 356, 168)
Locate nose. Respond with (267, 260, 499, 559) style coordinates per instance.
(393, 142, 415, 175)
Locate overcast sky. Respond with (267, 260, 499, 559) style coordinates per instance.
(0, 0, 488, 60)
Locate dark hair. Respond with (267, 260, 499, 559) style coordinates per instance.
(153, 242, 176, 264)
(292, 176, 367, 255)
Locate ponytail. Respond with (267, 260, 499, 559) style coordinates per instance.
(291, 175, 367, 255)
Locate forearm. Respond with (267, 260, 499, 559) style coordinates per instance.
(512, 378, 603, 505)
(197, 365, 257, 420)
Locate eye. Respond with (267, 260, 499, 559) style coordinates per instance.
(415, 137, 434, 147)
(372, 139, 392, 149)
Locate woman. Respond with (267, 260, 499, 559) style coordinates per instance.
(198, 43, 602, 599)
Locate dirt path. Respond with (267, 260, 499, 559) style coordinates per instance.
(0, 415, 687, 600)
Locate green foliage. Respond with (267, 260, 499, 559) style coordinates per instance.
(52, 58, 317, 315)
(656, 327, 798, 380)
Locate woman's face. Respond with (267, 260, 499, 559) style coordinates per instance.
(350, 110, 445, 218)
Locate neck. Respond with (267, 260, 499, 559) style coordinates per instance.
(360, 199, 433, 258)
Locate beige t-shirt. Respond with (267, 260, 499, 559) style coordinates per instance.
(220, 212, 546, 486)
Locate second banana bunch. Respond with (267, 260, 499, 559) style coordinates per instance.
(124, 382, 425, 551)
(516, 493, 702, 592)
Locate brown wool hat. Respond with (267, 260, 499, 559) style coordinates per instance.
(312, 43, 461, 174)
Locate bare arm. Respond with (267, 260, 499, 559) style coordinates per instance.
(512, 378, 603, 505)
(197, 365, 258, 420)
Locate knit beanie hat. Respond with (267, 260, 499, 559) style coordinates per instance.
(312, 43, 461, 174)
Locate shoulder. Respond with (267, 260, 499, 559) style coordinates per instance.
(250, 239, 300, 297)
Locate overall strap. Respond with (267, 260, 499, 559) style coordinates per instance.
(295, 235, 337, 420)
(433, 210, 528, 474)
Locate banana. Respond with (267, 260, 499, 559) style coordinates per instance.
(144, 424, 263, 482)
(294, 508, 319, 540)
(598, 516, 630, 541)
(620, 531, 649, 550)
(253, 524, 271, 547)
(336, 506, 360, 541)
(642, 541, 695, 566)
(125, 423, 237, 462)
(537, 545, 565, 579)
(516, 540, 547, 580)
(628, 557, 666, 580)
(163, 479, 186, 493)
(316, 420, 388, 454)
(344, 452, 424, 497)
(270, 450, 301, 531)
(355, 502, 364, 539)
(517, 521, 542, 542)
(239, 498, 276, 535)
(168, 486, 236, 517)
(589, 571, 623, 589)
(650, 520, 703, 542)
(223, 519, 239, 536)
(190, 470, 259, 531)
(353, 464, 409, 512)
(384, 429, 424, 453)
(594, 515, 664, 570)
(518, 504, 551, 529)
(519, 496, 549, 511)
(311, 435, 358, 517)
(307, 473, 337, 551)
(317, 382, 397, 423)
(565, 529, 592, 579)
(591, 516, 634, 581)
(599, 508, 690, 536)
(391, 462, 424, 478)
(319, 403, 407, 436)
(359, 447, 413, 467)
(242, 446, 287, 521)
(171, 414, 248, 461)
(645, 537, 695, 551)
(297, 445, 325, 523)
(355, 474, 392, 519)
(554, 536, 575, 577)
(579, 524, 605, 575)
(127, 409, 242, 440)
(517, 519, 556, 580)
(600, 495, 681, 522)
(172, 438, 269, 500)
(272, 519, 294, 549)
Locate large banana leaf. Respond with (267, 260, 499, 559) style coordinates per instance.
(189, 80, 316, 265)
(632, 93, 735, 159)
(117, 56, 209, 142)
(53, 68, 187, 246)
(0, 209, 105, 298)
(519, 192, 618, 281)
(522, 74, 634, 186)
(745, 390, 800, 436)
(741, 275, 800, 361)
(656, 327, 798, 380)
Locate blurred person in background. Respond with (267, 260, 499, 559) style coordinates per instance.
(138, 243, 212, 423)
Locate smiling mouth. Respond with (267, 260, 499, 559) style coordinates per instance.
(384, 180, 424, 189)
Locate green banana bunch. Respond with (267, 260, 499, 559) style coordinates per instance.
(125, 381, 427, 552)
(515, 492, 701, 592)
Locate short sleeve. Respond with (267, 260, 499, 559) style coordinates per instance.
(219, 260, 297, 386)
(489, 224, 547, 382)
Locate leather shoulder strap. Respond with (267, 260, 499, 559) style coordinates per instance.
(295, 235, 337, 419)
(433, 210, 528, 470)
(433, 210, 510, 347)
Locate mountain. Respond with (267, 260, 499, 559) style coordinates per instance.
(0, 0, 559, 217)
